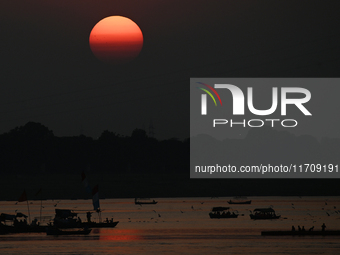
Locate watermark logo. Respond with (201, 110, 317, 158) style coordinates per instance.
(199, 84, 311, 116)
(195, 80, 312, 129)
(196, 82, 222, 115)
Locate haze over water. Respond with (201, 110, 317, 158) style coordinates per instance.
(1, 196, 340, 254)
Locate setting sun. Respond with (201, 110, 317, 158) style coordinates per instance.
(89, 16, 143, 64)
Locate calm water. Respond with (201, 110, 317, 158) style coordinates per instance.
(1, 197, 340, 254)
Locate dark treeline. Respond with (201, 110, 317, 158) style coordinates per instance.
(0, 122, 189, 175)
(1, 122, 340, 199)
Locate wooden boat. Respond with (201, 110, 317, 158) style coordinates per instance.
(209, 207, 238, 219)
(135, 198, 158, 205)
(261, 230, 340, 236)
(228, 200, 251, 204)
(250, 208, 280, 220)
(46, 227, 92, 235)
(53, 209, 119, 229)
(0, 213, 46, 234)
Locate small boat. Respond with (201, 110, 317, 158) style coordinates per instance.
(228, 200, 251, 204)
(46, 227, 92, 235)
(209, 207, 238, 219)
(134, 198, 158, 205)
(228, 196, 251, 204)
(84, 221, 119, 228)
(250, 208, 280, 220)
(53, 209, 119, 229)
(261, 230, 340, 236)
(0, 213, 46, 234)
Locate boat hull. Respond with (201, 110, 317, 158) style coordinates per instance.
(53, 221, 119, 229)
(83, 221, 119, 228)
(135, 202, 158, 205)
(46, 227, 92, 235)
(209, 213, 238, 219)
(250, 215, 280, 220)
(0, 223, 46, 234)
(228, 200, 252, 204)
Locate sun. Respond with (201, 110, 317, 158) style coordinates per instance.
(89, 16, 143, 64)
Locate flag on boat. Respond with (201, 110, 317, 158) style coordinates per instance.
(18, 190, 27, 202)
(92, 184, 100, 211)
(81, 171, 92, 194)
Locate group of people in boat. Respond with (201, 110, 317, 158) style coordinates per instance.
(13, 218, 28, 227)
(254, 211, 276, 217)
(104, 218, 115, 223)
(211, 211, 237, 216)
(291, 223, 326, 232)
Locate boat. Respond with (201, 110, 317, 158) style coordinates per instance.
(134, 198, 158, 205)
(0, 213, 46, 234)
(53, 209, 119, 229)
(250, 208, 280, 220)
(261, 230, 340, 236)
(53, 209, 82, 228)
(227, 196, 252, 204)
(228, 200, 252, 204)
(209, 207, 238, 219)
(46, 227, 92, 235)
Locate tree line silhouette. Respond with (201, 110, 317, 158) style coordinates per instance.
(0, 122, 189, 175)
(0, 122, 340, 197)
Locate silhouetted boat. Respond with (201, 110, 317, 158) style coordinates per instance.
(0, 213, 46, 234)
(250, 208, 280, 220)
(46, 227, 92, 235)
(209, 207, 238, 219)
(53, 209, 119, 229)
(261, 230, 340, 236)
(135, 198, 158, 205)
(228, 200, 251, 204)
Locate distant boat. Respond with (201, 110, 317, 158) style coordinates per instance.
(250, 208, 280, 220)
(228, 200, 251, 204)
(135, 198, 158, 205)
(261, 230, 340, 236)
(209, 207, 238, 219)
(46, 227, 92, 235)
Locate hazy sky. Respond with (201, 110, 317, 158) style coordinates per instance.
(0, 1, 339, 140)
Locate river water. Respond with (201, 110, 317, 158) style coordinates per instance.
(1, 196, 340, 254)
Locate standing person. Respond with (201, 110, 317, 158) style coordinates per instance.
(321, 223, 326, 231)
(87, 212, 92, 223)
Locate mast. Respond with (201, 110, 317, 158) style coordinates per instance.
(18, 190, 30, 223)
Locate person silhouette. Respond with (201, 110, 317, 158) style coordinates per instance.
(321, 223, 326, 231)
